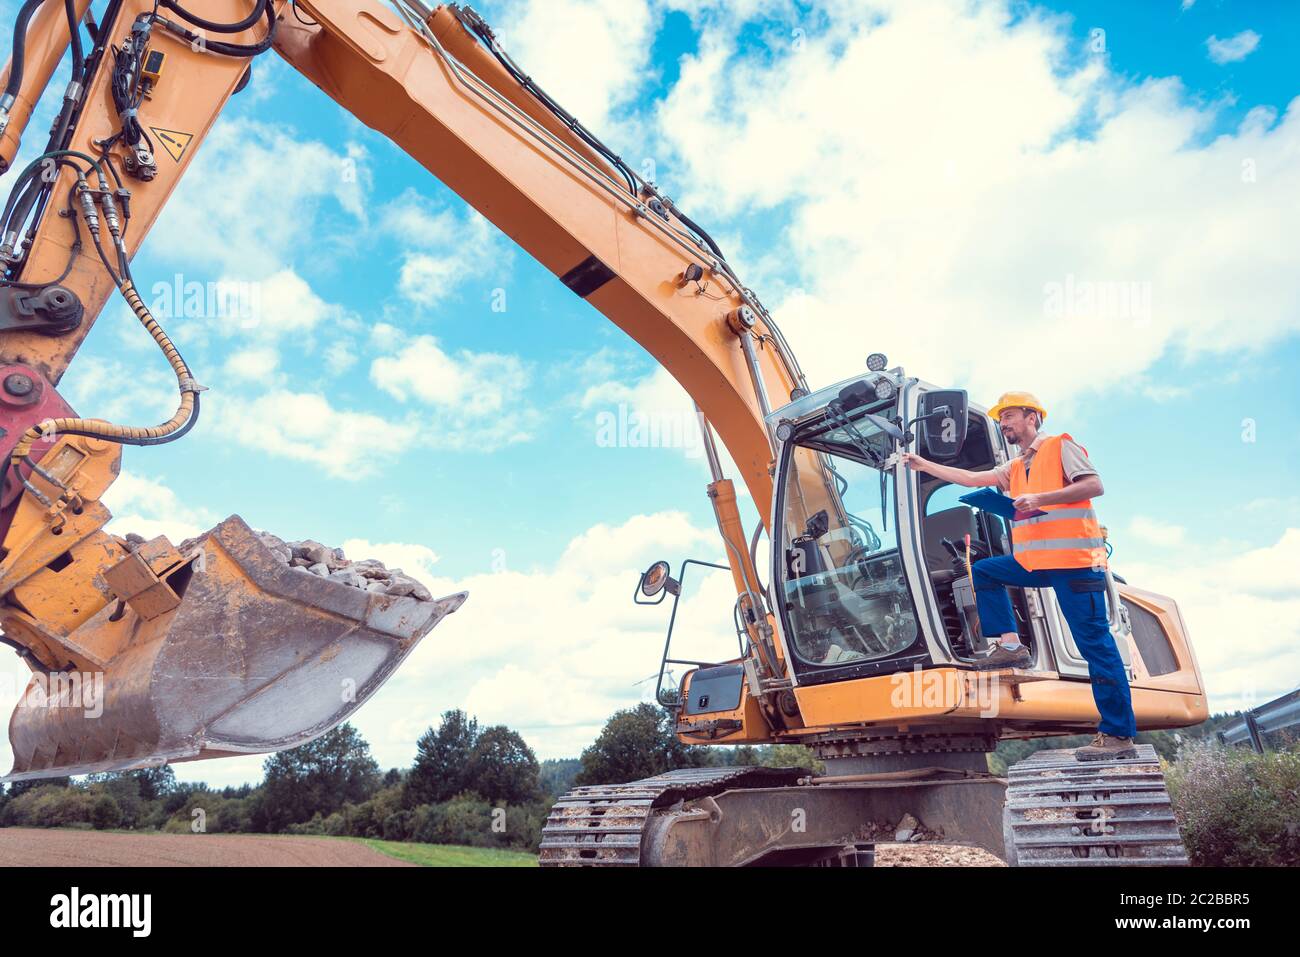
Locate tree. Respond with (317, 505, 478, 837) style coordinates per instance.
(406, 710, 479, 807)
(539, 758, 582, 796)
(7, 777, 69, 796)
(254, 724, 380, 832)
(132, 765, 176, 801)
(575, 703, 708, 786)
(465, 726, 541, 804)
(86, 766, 176, 802)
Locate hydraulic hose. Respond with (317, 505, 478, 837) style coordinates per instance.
(157, 0, 267, 34)
(3, 0, 51, 102)
(8, 172, 201, 472)
(64, 0, 84, 83)
(153, 1, 277, 57)
(9, 273, 200, 465)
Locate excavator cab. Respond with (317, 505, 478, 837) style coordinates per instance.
(770, 370, 925, 683)
(763, 364, 1196, 714)
(768, 366, 1105, 686)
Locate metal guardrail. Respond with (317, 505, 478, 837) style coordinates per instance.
(1217, 687, 1300, 752)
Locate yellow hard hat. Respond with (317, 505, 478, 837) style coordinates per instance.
(988, 391, 1047, 422)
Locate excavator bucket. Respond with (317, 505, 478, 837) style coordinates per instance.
(2, 516, 466, 781)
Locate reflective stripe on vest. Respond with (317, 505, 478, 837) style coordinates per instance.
(1013, 537, 1106, 552)
(1007, 433, 1107, 571)
(1013, 507, 1098, 527)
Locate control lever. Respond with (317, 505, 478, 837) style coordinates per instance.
(942, 536, 990, 565)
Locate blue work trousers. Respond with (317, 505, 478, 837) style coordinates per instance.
(972, 555, 1136, 738)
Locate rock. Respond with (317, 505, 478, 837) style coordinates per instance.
(291, 540, 333, 566)
(252, 532, 438, 602)
(383, 578, 418, 598)
(330, 569, 367, 589)
(383, 575, 432, 601)
(352, 560, 390, 581)
(895, 813, 919, 843)
(258, 534, 293, 563)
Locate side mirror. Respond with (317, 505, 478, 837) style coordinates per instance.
(917, 389, 969, 460)
(635, 560, 680, 604)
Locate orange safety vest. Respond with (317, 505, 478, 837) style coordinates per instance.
(1007, 433, 1107, 571)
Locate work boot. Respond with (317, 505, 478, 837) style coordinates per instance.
(972, 641, 1031, 671)
(1074, 732, 1138, 762)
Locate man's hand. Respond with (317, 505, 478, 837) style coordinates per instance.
(1013, 493, 1045, 512)
(900, 452, 930, 473)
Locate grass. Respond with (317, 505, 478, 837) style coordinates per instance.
(358, 837, 538, 867)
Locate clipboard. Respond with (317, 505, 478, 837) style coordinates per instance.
(959, 488, 1047, 522)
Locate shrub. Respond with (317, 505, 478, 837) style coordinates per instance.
(1, 784, 97, 828)
(285, 812, 327, 836)
(163, 792, 253, 834)
(382, 809, 414, 842)
(89, 794, 123, 830)
(402, 794, 548, 851)
(1167, 743, 1300, 866)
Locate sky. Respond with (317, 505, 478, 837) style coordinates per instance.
(0, 0, 1297, 787)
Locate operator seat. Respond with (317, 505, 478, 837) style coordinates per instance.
(922, 505, 979, 573)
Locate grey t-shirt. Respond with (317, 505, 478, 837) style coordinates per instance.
(994, 434, 1098, 492)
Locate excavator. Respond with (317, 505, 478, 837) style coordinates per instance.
(0, 0, 1208, 866)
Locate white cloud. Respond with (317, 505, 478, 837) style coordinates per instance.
(223, 347, 280, 382)
(370, 335, 539, 449)
(372, 335, 523, 414)
(380, 192, 506, 308)
(654, 0, 1300, 410)
(581, 365, 706, 462)
(1129, 516, 1187, 548)
(339, 538, 442, 581)
(1206, 30, 1260, 65)
(1123, 528, 1300, 712)
(576, 362, 758, 502)
(324, 340, 359, 375)
(102, 471, 218, 543)
(365, 510, 733, 757)
(150, 118, 368, 278)
(212, 389, 419, 479)
(232, 268, 354, 339)
(59, 356, 180, 425)
(493, 0, 656, 136)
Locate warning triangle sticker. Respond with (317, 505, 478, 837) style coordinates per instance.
(149, 127, 194, 163)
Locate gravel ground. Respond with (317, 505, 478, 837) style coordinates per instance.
(0, 829, 413, 867)
(874, 843, 1007, 866)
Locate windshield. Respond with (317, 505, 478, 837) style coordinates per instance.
(778, 411, 920, 668)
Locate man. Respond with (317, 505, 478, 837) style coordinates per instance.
(900, 391, 1138, 760)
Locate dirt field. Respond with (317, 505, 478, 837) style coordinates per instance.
(0, 829, 413, 867)
(0, 828, 1004, 866)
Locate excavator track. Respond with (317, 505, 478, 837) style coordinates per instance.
(540, 766, 804, 866)
(1002, 744, 1188, 866)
